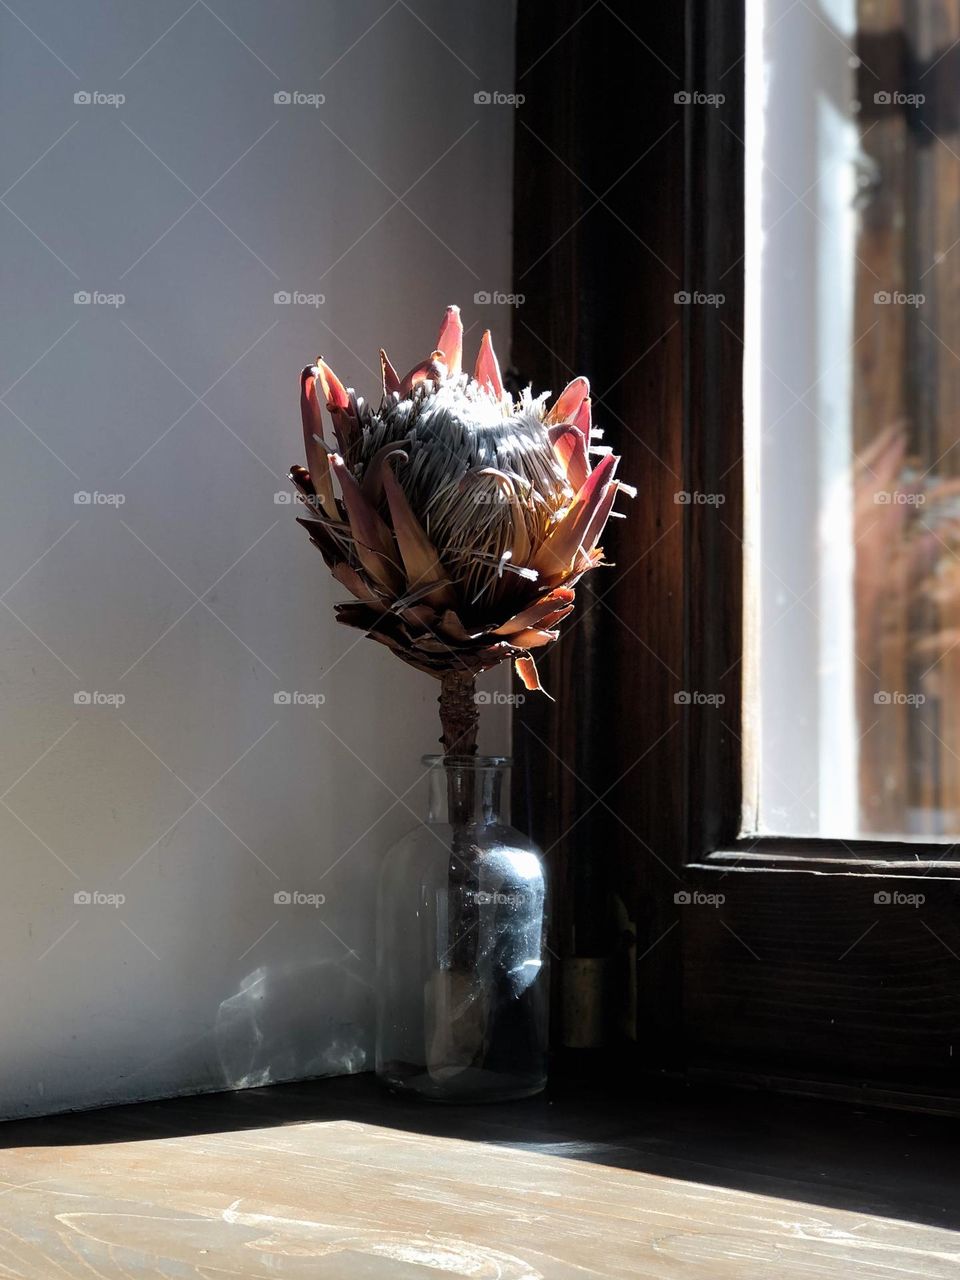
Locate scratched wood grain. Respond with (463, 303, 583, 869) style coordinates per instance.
(0, 1103, 957, 1278)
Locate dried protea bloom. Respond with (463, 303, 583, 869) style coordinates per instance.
(289, 305, 630, 753)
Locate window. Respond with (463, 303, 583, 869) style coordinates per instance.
(747, 0, 960, 841)
(515, 0, 960, 1104)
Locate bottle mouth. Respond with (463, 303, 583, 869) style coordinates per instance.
(422, 754, 512, 770)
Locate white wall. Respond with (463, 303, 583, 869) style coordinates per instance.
(0, 0, 515, 1118)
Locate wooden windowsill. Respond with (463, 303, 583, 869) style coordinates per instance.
(692, 842, 960, 879)
(0, 1071, 955, 1276)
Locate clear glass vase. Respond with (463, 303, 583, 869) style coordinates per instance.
(376, 754, 549, 1102)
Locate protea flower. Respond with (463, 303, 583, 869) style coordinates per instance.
(289, 305, 630, 754)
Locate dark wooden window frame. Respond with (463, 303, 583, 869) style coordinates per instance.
(513, 0, 960, 1108)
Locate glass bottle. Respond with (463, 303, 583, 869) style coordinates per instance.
(376, 755, 548, 1102)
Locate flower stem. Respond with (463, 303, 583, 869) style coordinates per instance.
(436, 670, 483, 1074)
(438, 670, 479, 757)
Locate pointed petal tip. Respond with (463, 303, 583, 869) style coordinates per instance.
(572, 396, 591, 436)
(299, 367, 339, 519)
(315, 357, 350, 410)
(474, 329, 505, 398)
(436, 306, 463, 377)
(379, 348, 401, 396)
(515, 654, 554, 698)
(546, 376, 590, 425)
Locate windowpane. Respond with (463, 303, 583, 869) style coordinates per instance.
(746, 0, 960, 838)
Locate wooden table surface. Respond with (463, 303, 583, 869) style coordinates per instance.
(0, 1072, 956, 1278)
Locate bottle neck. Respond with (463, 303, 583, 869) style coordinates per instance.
(425, 756, 509, 827)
